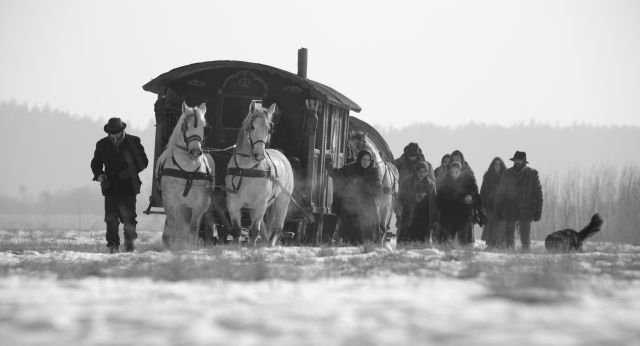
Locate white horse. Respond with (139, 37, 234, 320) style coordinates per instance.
(225, 101, 294, 246)
(156, 102, 215, 249)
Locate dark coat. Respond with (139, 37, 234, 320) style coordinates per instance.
(480, 170, 503, 212)
(91, 134, 149, 196)
(328, 149, 382, 243)
(436, 173, 479, 229)
(495, 166, 543, 222)
(399, 174, 439, 239)
(394, 153, 434, 184)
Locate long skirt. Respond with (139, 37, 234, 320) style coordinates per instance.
(482, 209, 505, 247)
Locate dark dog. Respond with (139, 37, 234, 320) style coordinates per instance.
(545, 214, 603, 252)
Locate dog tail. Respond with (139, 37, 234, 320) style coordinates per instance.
(578, 213, 603, 242)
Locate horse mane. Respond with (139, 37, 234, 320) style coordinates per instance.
(166, 106, 206, 148)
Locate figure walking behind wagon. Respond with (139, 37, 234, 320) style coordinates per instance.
(436, 160, 482, 245)
(495, 151, 543, 250)
(393, 142, 434, 236)
(326, 149, 382, 244)
(91, 118, 148, 253)
(398, 161, 439, 242)
(480, 157, 507, 247)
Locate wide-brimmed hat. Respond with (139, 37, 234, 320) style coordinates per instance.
(104, 117, 127, 134)
(509, 151, 529, 163)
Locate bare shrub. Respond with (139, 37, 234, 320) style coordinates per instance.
(534, 165, 640, 244)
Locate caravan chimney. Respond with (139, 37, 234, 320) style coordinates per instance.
(297, 48, 308, 79)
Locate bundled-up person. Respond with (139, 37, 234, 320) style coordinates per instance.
(394, 142, 434, 183)
(326, 149, 382, 244)
(436, 161, 481, 246)
(393, 142, 434, 235)
(480, 157, 507, 247)
(495, 151, 543, 250)
(434, 154, 450, 188)
(450, 149, 475, 178)
(398, 161, 439, 242)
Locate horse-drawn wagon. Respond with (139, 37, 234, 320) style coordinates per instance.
(143, 49, 395, 245)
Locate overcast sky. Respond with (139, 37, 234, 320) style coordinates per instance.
(1, 0, 639, 129)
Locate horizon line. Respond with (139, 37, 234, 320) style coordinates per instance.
(2, 98, 640, 131)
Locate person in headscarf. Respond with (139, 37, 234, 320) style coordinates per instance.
(326, 149, 382, 244)
(480, 157, 507, 248)
(393, 142, 435, 236)
(434, 154, 451, 188)
(399, 161, 439, 243)
(450, 150, 475, 178)
(436, 161, 481, 246)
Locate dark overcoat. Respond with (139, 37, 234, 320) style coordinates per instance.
(400, 174, 439, 239)
(393, 153, 435, 184)
(91, 134, 148, 196)
(480, 170, 503, 212)
(436, 174, 478, 229)
(494, 166, 543, 222)
(328, 149, 382, 243)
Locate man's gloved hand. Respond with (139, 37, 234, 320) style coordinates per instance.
(97, 174, 107, 184)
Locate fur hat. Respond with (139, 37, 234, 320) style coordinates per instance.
(509, 151, 529, 163)
(403, 142, 421, 157)
(104, 117, 127, 134)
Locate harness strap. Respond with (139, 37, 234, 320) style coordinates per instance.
(226, 150, 271, 193)
(157, 154, 214, 197)
(226, 167, 271, 179)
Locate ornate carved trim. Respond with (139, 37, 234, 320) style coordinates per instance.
(222, 70, 268, 93)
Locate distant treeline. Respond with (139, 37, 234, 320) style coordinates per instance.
(0, 185, 102, 214)
(0, 100, 155, 199)
(534, 165, 640, 245)
(378, 122, 640, 174)
(1, 100, 640, 243)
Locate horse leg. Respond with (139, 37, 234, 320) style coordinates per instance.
(162, 205, 179, 249)
(268, 194, 290, 247)
(227, 205, 242, 245)
(190, 207, 207, 248)
(249, 205, 267, 247)
(174, 206, 192, 249)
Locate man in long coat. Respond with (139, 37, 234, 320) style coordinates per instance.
(91, 117, 148, 253)
(495, 151, 543, 250)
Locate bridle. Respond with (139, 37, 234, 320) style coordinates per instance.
(181, 111, 202, 146)
(242, 112, 271, 161)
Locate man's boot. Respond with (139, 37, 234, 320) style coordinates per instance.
(123, 223, 137, 252)
(108, 244, 120, 254)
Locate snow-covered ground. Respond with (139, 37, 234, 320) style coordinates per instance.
(1, 229, 639, 346)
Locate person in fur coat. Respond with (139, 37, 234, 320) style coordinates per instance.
(495, 151, 543, 250)
(480, 157, 507, 247)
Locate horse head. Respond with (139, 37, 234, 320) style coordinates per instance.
(243, 101, 275, 162)
(180, 101, 207, 160)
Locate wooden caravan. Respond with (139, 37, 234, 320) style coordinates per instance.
(142, 49, 363, 243)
